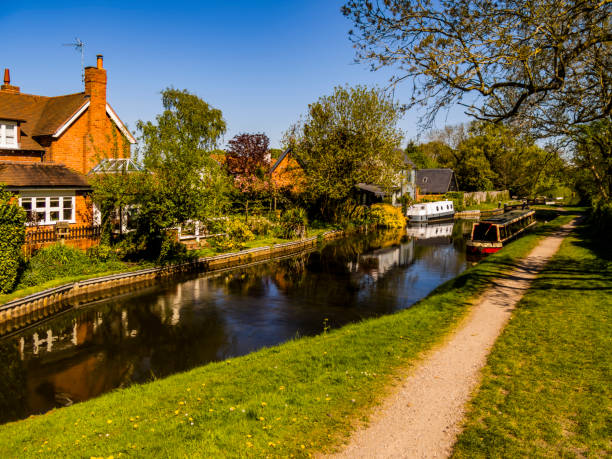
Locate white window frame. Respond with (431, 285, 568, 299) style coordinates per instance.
(0, 121, 19, 149)
(18, 191, 76, 226)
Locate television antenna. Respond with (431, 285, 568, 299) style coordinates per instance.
(62, 38, 85, 86)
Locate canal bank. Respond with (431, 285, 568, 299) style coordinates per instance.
(0, 230, 348, 335)
(0, 213, 576, 458)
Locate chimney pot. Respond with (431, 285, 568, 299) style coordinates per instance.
(96, 54, 103, 69)
(3, 68, 9, 85)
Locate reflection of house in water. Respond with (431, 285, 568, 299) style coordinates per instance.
(349, 240, 416, 281)
(406, 222, 454, 245)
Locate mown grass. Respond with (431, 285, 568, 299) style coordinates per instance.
(452, 223, 611, 458)
(0, 214, 574, 458)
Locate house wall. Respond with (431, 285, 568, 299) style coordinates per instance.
(0, 151, 42, 162)
(271, 154, 306, 193)
(47, 111, 128, 175)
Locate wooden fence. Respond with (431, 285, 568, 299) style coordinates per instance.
(24, 225, 102, 252)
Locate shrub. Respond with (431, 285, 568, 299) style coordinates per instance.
(226, 218, 255, 243)
(0, 187, 26, 293)
(276, 208, 308, 239)
(369, 203, 406, 229)
(18, 243, 125, 288)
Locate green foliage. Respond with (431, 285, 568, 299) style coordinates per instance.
(405, 141, 439, 169)
(276, 207, 308, 239)
(226, 218, 255, 243)
(571, 119, 611, 204)
(426, 122, 566, 196)
(94, 88, 231, 261)
(588, 199, 612, 240)
(0, 186, 25, 293)
(288, 85, 404, 221)
(369, 203, 406, 229)
(17, 244, 124, 288)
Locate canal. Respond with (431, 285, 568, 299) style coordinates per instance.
(0, 221, 472, 423)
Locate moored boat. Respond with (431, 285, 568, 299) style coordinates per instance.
(406, 200, 455, 222)
(466, 209, 536, 254)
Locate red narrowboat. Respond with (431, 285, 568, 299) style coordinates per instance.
(466, 210, 536, 254)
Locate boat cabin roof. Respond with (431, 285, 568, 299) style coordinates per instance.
(479, 209, 535, 226)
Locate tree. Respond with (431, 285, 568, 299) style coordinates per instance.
(225, 133, 272, 218)
(342, 0, 611, 137)
(404, 141, 439, 169)
(571, 119, 612, 202)
(0, 186, 25, 293)
(287, 85, 404, 221)
(94, 88, 230, 259)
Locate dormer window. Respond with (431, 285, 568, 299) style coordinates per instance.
(0, 121, 18, 148)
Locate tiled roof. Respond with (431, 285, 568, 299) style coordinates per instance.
(0, 161, 91, 189)
(415, 168, 458, 194)
(0, 91, 88, 138)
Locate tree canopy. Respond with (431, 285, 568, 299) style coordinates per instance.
(286, 85, 404, 220)
(93, 88, 230, 259)
(342, 0, 611, 137)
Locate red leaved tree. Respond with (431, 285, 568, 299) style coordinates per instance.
(225, 133, 272, 219)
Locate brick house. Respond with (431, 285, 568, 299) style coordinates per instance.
(269, 147, 306, 194)
(0, 55, 135, 228)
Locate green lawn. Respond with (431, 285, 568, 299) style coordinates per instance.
(0, 213, 576, 458)
(452, 224, 611, 458)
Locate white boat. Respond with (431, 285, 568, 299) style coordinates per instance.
(406, 222, 454, 239)
(406, 200, 455, 222)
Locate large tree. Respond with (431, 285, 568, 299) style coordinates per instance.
(571, 119, 612, 202)
(93, 88, 230, 259)
(225, 133, 273, 218)
(342, 0, 611, 137)
(287, 85, 404, 221)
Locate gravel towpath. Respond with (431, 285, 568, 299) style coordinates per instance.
(328, 220, 575, 459)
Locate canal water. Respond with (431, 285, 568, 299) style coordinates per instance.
(0, 221, 472, 423)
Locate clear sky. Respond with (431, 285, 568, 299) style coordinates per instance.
(1, 1, 469, 149)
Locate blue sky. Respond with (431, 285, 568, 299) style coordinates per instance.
(1, 1, 468, 148)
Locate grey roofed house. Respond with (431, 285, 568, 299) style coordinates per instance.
(416, 168, 459, 194)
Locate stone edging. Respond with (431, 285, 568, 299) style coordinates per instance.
(0, 230, 346, 334)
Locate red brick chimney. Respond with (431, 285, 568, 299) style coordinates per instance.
(84, 55, 108, 169)
(1, 68, 20, 94)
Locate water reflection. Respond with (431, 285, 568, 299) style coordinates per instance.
(0, 223, 470, 422)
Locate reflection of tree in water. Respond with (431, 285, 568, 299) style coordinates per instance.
(0, 340, 27, 423)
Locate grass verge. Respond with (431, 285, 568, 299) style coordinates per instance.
(452, 223, 611, 458)
(0, 213, 575, 458)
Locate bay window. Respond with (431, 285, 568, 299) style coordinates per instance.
(19, 195, 75, 225)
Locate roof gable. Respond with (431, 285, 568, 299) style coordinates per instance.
(415, 168, 457, 194)
(0, 92, 135, 143)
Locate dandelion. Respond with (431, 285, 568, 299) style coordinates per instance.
(279, 386, 285, 390)
(186, 388, 191, 392)
(301, 445, 306, 449)
(261, 402, 267, 407)
(268, 442, 275, 447)
(246, 441, 253, 448)
(129, 417, 135, 422)
(259, 416, 265, 421)
(174, 410, 179, 415)
(292, 418, 297, 422)
(107, 420, 113, 424)
(209, 409, 214, 412)
(179, 401, 185, 405)
(230, 407, 235, 411)
(325, 397, 331, 401)
(188, 417, 193, 422)
(133, 424, 138, 429)
(197, 397, 201, 401)
(247, 434, 252, 438)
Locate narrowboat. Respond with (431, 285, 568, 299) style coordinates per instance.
(466, 209, 536, 254)
(406, 200, 455, 222)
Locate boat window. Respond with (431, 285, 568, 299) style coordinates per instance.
(472, 223, 498, 241)
(436, 206, 439, 211)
